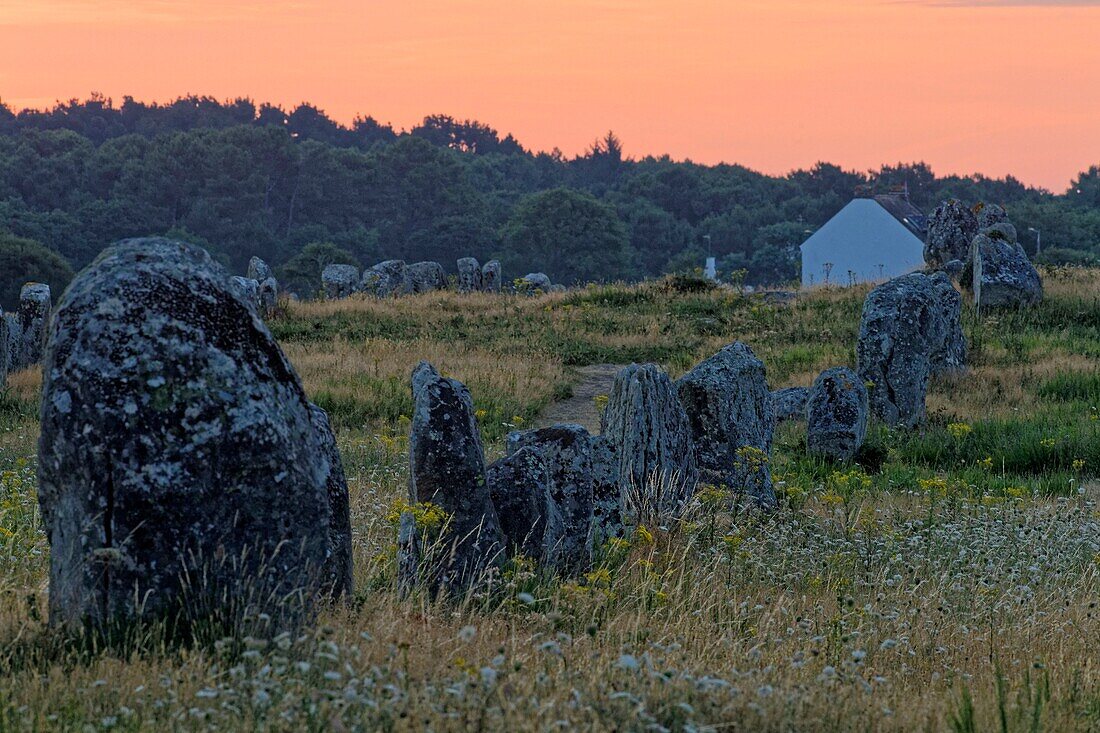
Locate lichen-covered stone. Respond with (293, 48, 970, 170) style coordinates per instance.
(17, 282, 51, 369)
(361, 260, 410, 298)
(38, 237, 337, 630)
(258, 277, 278, 317)
(518, 273, 552, 294)
(321, 264, 360, 300)
(247, 256, 272, 283)
(675, 342, 776, 508)
(507, 424, 594, 573)
(928, 271, 967, 374)
(969, 233, 1042, 309)
(925, 200, 978, 269)
(308, 403, 353, 598)
(5, 313, 22, 374)
(806, 367, 869, 461)
(457, 257, 482, 293)
(396, 511, 419, 599)
(590, 435, 623, 542)
(229, 276, 260, 313)
(481, 260, 502, 293)
(601, 364, 699, 520)
(486, 446, 550, 559)
(406, 262, 447, 294)
(772, 387, 810, 423)
(857, 273, 946, 428)
(409, 361, 505, 593)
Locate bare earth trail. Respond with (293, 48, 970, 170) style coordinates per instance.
(534, 363, 626, 433)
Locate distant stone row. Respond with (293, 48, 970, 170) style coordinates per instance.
(0, 282, 52, 386)
(322, 258, 560, 300)
(925, 201, 1042, 309)
(228, 256, 279, 318)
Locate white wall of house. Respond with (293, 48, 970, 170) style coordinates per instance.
(800, 199, 925, 288)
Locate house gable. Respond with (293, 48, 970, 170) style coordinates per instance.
(800, 199, 926, 287)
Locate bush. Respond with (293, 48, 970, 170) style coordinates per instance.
(0, 231, 74, 310)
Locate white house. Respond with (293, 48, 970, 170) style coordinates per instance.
(800, 194, 927, 288)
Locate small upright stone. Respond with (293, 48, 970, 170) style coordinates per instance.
(17, 283, 51, 369)
(409, 362, 505, 593)
(928, 271, 966, 374)
(772, 387, 810, 424)
(361, 260, 409, 297)
(969, 233, 1043, 309)
(321, 264, 360, 300)
(925, 200, 978, 269)
(518, 273, 552, 294)
(247, 256, 272, 283)
(457, 257, 482, 293)
(308, 404, 353, 598)
(481, 260, 502, 293)
(600, 364, 698, 520)
(676, 342, 776, 508)
(406, 262, 447, 294)
(396, 512, 420, 598)
(486, 446, 550, 559)
(38, 238, 339, 630)
(806, 367, 869, 462)
(229, 276, 260, 313)
(4, 313, 22, 373)
(258, 277, 279, 317)
(0, 309, 8, 385)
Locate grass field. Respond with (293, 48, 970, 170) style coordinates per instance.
(2, 268, 1099, 731)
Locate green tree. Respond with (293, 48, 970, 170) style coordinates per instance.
(279, 241, 358, 297)
(500, 187, 631, 283)
(0, 231, 74, 310)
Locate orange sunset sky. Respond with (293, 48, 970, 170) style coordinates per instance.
(1, 0, 1098, 191)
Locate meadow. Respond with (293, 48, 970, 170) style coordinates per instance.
(1, 268, 1099, 731)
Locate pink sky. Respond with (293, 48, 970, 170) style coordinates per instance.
(1, 0, 1098, 190)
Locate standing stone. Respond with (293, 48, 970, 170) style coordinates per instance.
(600, 364, 699, 520)
(396, 511, 420, 598)
(406, 262, 447, 294)
(258, 277, 279, 317)
(589, 435, 623, 542)
(925, 200, 978, 269)
(321, 264, 360, 300)
(507, 424, 594, 573)
(361, 260, 410, 298)
(229, 276, 261, 313)
(5, 313, 22, 373)
(928, 271, 967, 374)
(481, 260, 502, 293)
(806, 367, 869, 462)
(308, 404, 353, 598)
(409, 362, 505, 593)
(675, 342, 776, 508)
(969, 233, 1043, 309)
(38, 238, 340, 630)
(772, 387, 810, 424)
(457, 257, 482, 293)
(857, 273, 946, 428)
(518, 273, 552, 294)
(0, 309, 8, 386)
(486, 446, 550, 559)
(247, 256, 272, 283)
(17, 283, 51, 369)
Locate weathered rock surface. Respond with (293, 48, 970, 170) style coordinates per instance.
(17, 283, 51, 369)
(772, 387, 810, 423)
(928, 271, 967, 374)
(409, 362, 505, 593)
(406, 262, 447, 294)
(457, 257, 482, 293)
(247, 256, 272, 283)
(4, 313, 21, 374)
(396, 511, 420, 598)
(806, 367, 869, 461)
(481, 260, 502, 293)
(925, 200, 978, 269)
(229, 276, 260, 313)
(857, 273, 945, 428)
(361, 260, 409, 298)
(258, 277, 278, 317)
(675, 342, 776, 508)
(321, 264, 360, 300)
(969, 233, 1043, 309)
(38, 238, 338, 630)
(518, 273, 552, 293)
(976, 202, 1009, 230)
(486, 446, 550, 559)
(308, 403, 353, 598)
(0, 309, 8, 385)
(589, 435, 623, 542)
(507, 424, 594, 573)
(600, 364, 698, 520)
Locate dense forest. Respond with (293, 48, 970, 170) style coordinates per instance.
(1, 94, 1099, 302)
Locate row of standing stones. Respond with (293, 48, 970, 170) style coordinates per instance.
(924, 201, 1043, 309)
(0, 281, 53, 386)
(35, 228, 985, 627)
(322, 258, 561, 300)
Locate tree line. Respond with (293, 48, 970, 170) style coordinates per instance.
(0, 94, 1098, 304)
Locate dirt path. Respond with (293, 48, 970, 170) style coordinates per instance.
(534, 364, 626, 433)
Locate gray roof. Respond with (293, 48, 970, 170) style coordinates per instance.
(872, 195, 927, 237)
